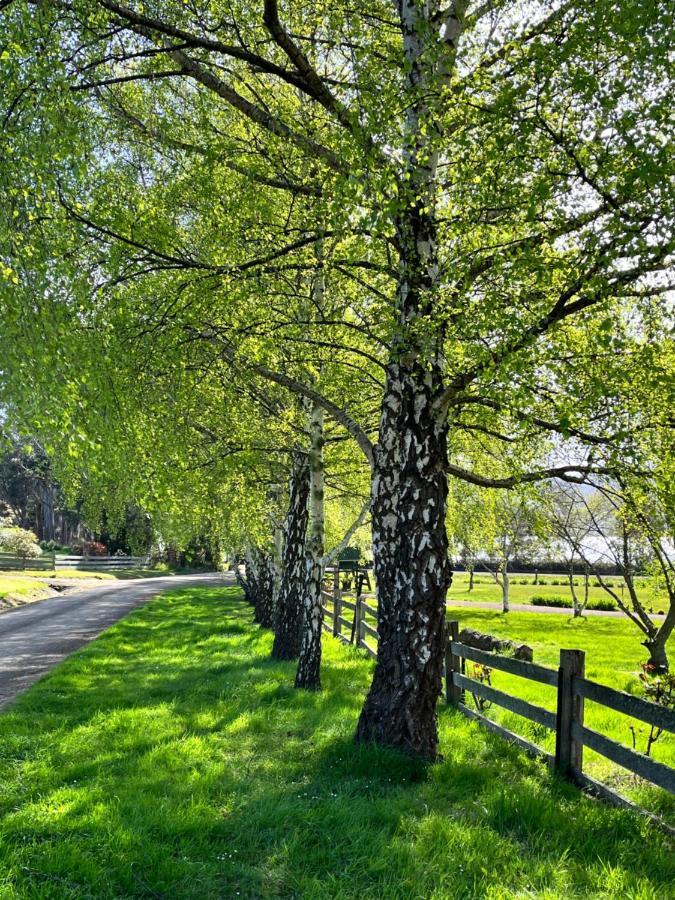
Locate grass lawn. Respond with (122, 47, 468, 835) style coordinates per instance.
(0, 575, 57, 608)
(0, 587, 673, 899)
(447, 572, 668, 614)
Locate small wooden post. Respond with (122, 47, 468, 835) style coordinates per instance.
(555, 648, 585, 777)
(445, 619, 462, 705)
(351, 595, 362, 646)
(332, 566, 341, 638)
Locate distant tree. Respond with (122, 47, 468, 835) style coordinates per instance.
(556, 481, 674, 671)
(484, 491, 548, 613)
(546, 485, 601, 616)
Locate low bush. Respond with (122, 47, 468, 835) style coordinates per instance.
(0, 526, 42, 559)
(71, 539, 108, 556)
(588, 598, 617, 611)
(531, 594, 570, 608)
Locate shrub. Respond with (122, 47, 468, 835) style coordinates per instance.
(39, 540, 71, 552)
(531, 594, 570, 608)
(588, 598, 617, 611)
(0, 526, 42, 559)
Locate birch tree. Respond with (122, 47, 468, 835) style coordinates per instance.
(1, 0, 673, 758)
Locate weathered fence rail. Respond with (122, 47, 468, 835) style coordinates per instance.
(0, 552, 149, 572)
(0, 551, 56, 571)
(55, 555, 150, 570)
(319, 567, 675, 822)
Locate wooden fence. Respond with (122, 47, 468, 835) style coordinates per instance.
(55, 555, 150, 570)
(0, 551, 56, 571)
(0, 552, 149, 572)
(320, 566, 675, 822)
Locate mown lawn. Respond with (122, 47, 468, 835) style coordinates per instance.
(447, 572, 666, 614)
(0, 586, 673, 899)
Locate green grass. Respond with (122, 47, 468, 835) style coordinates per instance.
(0, 574, 61, 609)
(0, 587, 673, 899)
(448, 572, 669, 615)
(0, 567, 178, 611)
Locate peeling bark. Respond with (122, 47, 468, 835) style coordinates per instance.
(253, 549, 275, 628)
(272, 452, 310, 660)
(296, 402, 325, 690)
(356, 355, 451, 758)
(354, 1, 468, 759)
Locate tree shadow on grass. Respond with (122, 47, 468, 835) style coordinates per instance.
(0, 588, 673, 899)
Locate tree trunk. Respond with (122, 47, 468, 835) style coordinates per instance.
(502, 562, 510, 613)
(272, 452, 310, 661)
(239, 553, 257, 607)
(569, 564, 581, 617)
(644, 603, 675, 673)
(253, 550, 275, 629)
(645, 636, 669, 673)
(41, 483, 55, 542)
(354, 0, 465, 760)
(468, 564, 474, 592)
(296, 403, 325, 690)
(355, 354, 451, 759)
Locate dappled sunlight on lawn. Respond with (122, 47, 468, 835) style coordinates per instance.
(0, 587, 672, 898)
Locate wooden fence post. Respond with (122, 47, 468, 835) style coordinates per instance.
(352, 595, 362, 646)
(332, 566, 341, 638)
(445, 619, 463, 705)
(555, 648, 585, 777)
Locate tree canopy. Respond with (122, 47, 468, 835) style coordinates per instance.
(0, 0, 672, 757)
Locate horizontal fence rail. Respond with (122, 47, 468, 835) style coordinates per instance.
(55, 555, 149, 570)
(0, 551, 56, 571)
(447, 626, 674, 814)
(319, 570, 674, 825)
(0, 552, 149, 572)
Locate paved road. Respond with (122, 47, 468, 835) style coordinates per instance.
(0, 573, 229, 709)
(446, 599, 666, 618)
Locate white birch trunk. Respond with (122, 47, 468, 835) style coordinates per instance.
(355, 1, 468, 760)
(295, 402, 325, 689)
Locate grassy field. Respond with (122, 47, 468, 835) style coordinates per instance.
(0, 586, 673, 899)
(447, 571, 668, 614)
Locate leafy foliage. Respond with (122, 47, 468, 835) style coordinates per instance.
(0, 525, 42, 558)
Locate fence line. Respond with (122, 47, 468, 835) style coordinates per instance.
(319, 566, 675, 826)
(55, 555, 150, 570)
(0, 552, 149, 572)
(0, 551, 56, 571)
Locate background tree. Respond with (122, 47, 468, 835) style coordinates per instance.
(554, 479, 675, 671)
